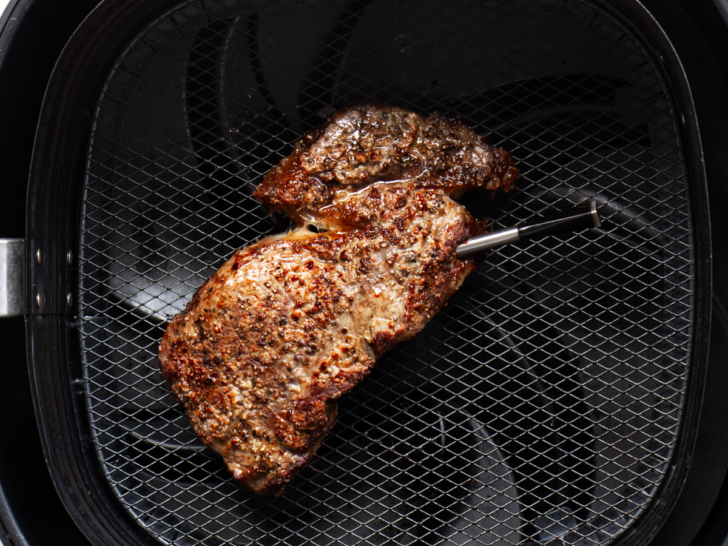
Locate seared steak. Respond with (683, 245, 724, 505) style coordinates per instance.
(158, 105, 518, 495)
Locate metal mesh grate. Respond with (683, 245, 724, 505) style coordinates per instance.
(78, 0, 694, 544)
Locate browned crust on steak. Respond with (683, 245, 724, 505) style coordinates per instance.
(158, 105, 518, 495)
(254, 105, 518, 224)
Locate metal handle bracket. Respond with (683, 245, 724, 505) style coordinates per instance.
(0, 239, 25, 317)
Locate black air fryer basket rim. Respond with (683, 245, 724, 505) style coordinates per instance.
(24, 0, 711, 545)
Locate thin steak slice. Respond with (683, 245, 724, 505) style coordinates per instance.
(158, 105, 518, 495)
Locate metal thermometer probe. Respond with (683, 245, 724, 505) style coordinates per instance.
(456, 200, 601, 258)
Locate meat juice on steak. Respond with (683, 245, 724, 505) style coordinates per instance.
(158, 105, 518, 495)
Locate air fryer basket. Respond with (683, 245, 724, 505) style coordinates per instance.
(25, 0, 710, 545)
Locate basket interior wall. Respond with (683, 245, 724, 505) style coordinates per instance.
(78, 0, 694, 544)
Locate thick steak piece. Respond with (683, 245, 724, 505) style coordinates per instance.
(158, 105, 518, 495)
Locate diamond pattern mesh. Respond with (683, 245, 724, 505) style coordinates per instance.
(78, 0, 693, 544)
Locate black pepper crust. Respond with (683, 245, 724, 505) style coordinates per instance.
(158, 105, 518, 495)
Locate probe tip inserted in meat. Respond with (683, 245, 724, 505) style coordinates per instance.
(455, 200, 601, 258)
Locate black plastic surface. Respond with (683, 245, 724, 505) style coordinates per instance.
(640, 0, 728, 545)
(0, 0, 101, 544)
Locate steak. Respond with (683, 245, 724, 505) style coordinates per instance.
(158, 105, 518, 495)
